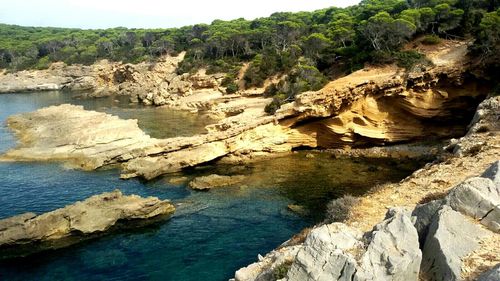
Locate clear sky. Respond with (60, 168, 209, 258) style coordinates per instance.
(0, 0, 361, 29)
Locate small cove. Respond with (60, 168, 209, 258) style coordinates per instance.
(0, 91, 423, 280)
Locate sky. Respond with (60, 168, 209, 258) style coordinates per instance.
(0, 0, 361, 29)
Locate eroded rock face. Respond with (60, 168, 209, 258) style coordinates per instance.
(0, 190, 175, 259)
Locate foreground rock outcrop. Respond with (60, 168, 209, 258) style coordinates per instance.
(232, 160, 500, 281)
(0, 190, 175, 259)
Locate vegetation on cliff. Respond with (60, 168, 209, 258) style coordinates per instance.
(0, 0, 498, 105)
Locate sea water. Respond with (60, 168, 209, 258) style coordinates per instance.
(0, 91, 420, 281)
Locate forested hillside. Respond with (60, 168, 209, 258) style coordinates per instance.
(1, 0, 499, 109)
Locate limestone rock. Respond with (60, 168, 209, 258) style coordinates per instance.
(285, 223, 363, 281)
(355, 208, 422, 281)
(482, 161, 500, 186)
(477, 264, 500, 281)
(0, 190, 175, 259)
(285, 208, 421, 281)
(446, 176, 500, 232)
(421, 205, 489, 281)
(234, 245, 302, 281)
(411, 200, 445, 246)
(188, 174, 246, 191)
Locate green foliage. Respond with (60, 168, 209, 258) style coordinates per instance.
(421, 34, 442, 44)
(394, 50, 429, 69)
(0, 0, 496, 86)
(273, 261, 293, 280)
(225, 83, 239, 94)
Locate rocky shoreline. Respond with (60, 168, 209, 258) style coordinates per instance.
(231, 95, 500, 281)
(1, 41, 489, 182)
(0, 190, 175, 259)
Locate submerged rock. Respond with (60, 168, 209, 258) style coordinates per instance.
(188, 174, 246, 191)
(0, 190, 175, 259)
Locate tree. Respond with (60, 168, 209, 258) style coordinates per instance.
(328, 13, 356, 47)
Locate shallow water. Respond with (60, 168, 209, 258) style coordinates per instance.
(0, 91, 421, 281)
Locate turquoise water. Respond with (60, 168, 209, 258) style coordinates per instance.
(0, 91, 420, 280)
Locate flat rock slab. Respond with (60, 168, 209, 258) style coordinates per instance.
(2, 104, 159, 169)
(0, 190, 175, 259)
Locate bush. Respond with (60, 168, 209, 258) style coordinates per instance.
(225, 83, 239, 94)
(273, 261, 293, 280)
(264, 97, 284, 115)
(370, 50, 396, 65)
(421, 35, 441, 45)
(324, 195, 359, 223)
(395, 50, 428, 69)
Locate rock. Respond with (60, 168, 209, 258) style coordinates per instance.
(234, 245, 302, 281)
(477, 264, 500, 281)
(421, 205, 489, 281)
(446, 176, 500, 232)
(188, 174, 245, 191)
(355, 208, 422, 281)
(0, 190, 175, 259)
(287, 205, 309, 217)
(285, 208, 421, 281)
(482, 161, 500, 186)
(411, 200, 444, 247)
(168, 74, 192, 96)
(1, 104, 159, 170)
(285, 223, 363, 281)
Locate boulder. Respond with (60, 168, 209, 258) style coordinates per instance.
(355, 208, 422, 281)
(411, 200, 444, 247)
(285, 223, 363, 281)
(446, 176, 500, 232)
(285, 208, 421, 281)
(0, 190, 175, 259)
(477, 264, 500, 281)
(188, 174, 246, 191)
(482, 161, 500, 186)
(421, 205, 489, 281)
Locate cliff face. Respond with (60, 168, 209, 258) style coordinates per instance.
(1, 40, 491, 180)
(275, 41, 487, 148)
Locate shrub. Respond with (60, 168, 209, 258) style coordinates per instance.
(370, 50, 396, 65)
(395, 50, 428, 69)
(324, 195, 359, 223)
(265, 97, 283, 115)
(225, 83, 239, 94)
(421, 35, 441, 45)
(273, 261, 293, 280)
(418, 191, 448, 204)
